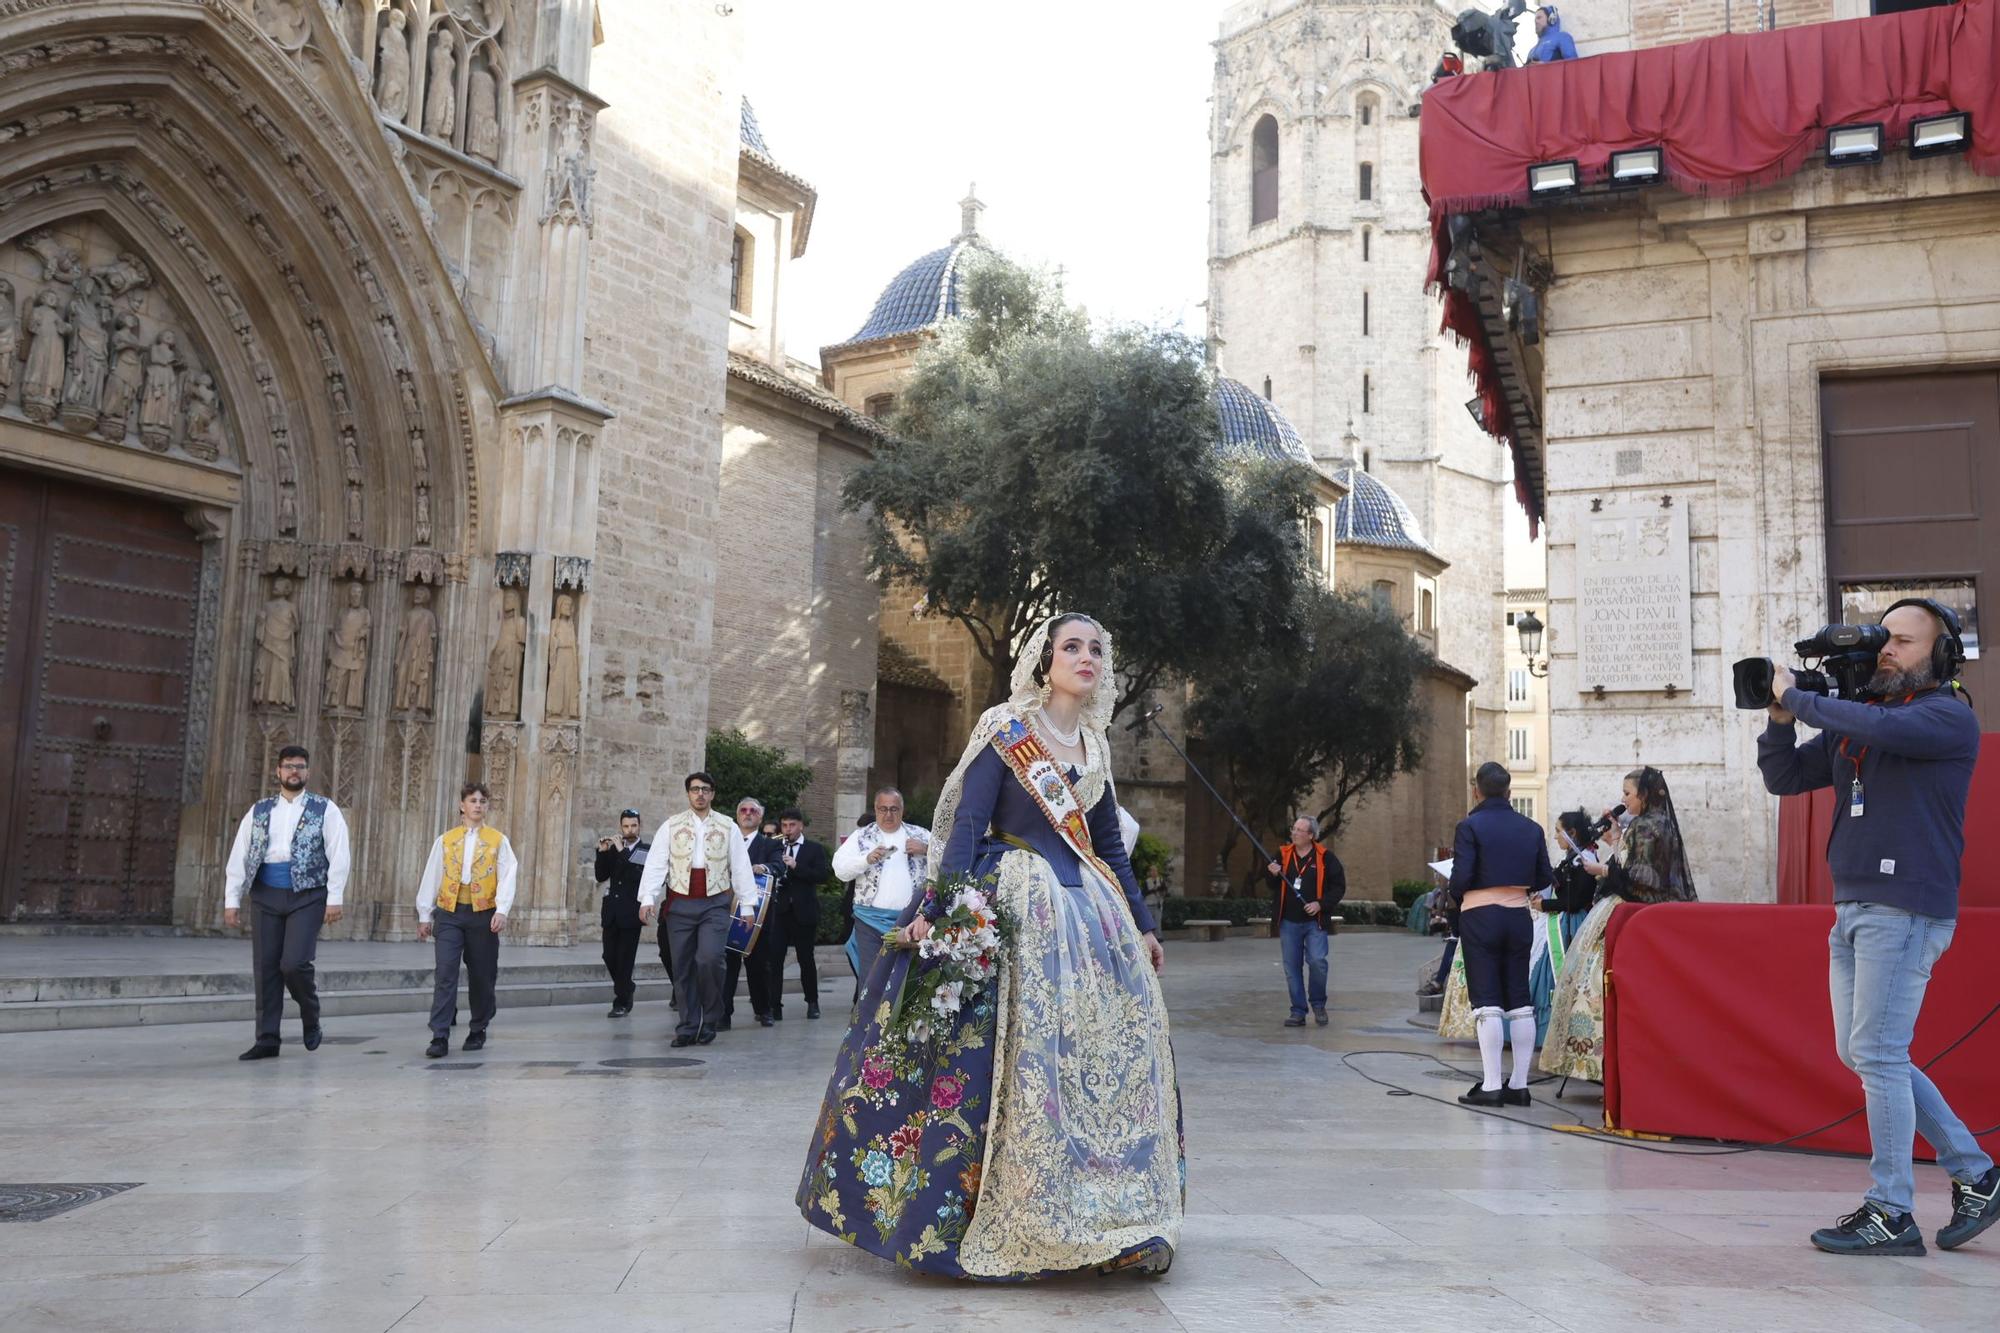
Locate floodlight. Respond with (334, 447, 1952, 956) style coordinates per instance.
(1528, 159, 1579, 195)
(1909, 111, 1970, 158)
(1826, 123, 1884, 165)
(1609, 147, 1664, 186)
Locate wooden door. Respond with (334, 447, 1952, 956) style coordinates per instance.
(0, 467, 202, 922)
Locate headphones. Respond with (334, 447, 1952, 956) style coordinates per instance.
(1880, 597, 1967, 684)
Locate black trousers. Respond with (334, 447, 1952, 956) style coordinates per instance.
(249, 882, 327, 1046)
(656, 916, 674, 992)
(725, 915, 787, 1017)
(773, 891, 817, 1015)
(430, 904, 499, 1039)
(602, 923, 642, 1006)
(1459, 903, 1532, 1011)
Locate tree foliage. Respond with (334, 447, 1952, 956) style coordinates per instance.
(1186, 586, 1434, 879)
(703, 728, 813, 821)
(843, 252, 1316, 716)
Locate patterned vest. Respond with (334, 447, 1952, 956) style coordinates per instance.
(243, 794, 330, 891)
(851, 822, 930, 908)
(437, 825, 503, 912)
(666, 814, 734, 895)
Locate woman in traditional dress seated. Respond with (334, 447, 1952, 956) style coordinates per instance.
(797, 612, 1181, 1280)
(1541, 767, 1698, 1082)
(1528, 809, 1605, 1042)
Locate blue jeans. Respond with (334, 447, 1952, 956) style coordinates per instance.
(1828, 901, 1994, 1216)
(1279, 918, 1329, 1017)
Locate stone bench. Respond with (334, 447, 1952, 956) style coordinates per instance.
(1182, 919, 1232, 942)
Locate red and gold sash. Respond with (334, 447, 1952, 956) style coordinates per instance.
(987, 715, 1120, 888)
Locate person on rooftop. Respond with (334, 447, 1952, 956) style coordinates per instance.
(1527, 5, 1577, 62)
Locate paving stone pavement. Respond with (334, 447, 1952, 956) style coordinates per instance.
(0, 932, 1994, 1332)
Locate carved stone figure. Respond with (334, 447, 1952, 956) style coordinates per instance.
(59, 286, 110, 429)
(394, 584, 438, 713)
(21, 288, 70, 423)
(341, 429, 363, 485)
(0, 278, 17, 402)
(414, 484, 433, 545)
(484, 588, 527, 720)
(375, 9, 411, 122)
(345, 484, 364, 541)
(423, 32, 457, 140)
(252, 576, 299, 709)
(183, 373, 222, 461)
(138, 330, 181, 451)
(323, 582, 372, 711)
(94, 252, 151, 302)
(99, 313, 145, 436)
(467, 60, 501, 163)
(278, 484, 299, 536)
(546, 592, 580, 721)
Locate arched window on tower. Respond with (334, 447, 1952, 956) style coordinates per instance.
(1362, 227, 1371, 261)
(1362, 291, 1370, 337)
(1358, 162, 1374, 202)
(1358, 93, 1378, 127)
(1363, 371, 1372, 414)
(730, 227, 752, 315)
(1372, 579, 1396, 613)
(1251, 115, 1280, 226)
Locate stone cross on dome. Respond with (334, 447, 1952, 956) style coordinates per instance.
(956, 184, 984, 242)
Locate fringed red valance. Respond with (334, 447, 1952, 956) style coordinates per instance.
(1420, 0, 2000, 528)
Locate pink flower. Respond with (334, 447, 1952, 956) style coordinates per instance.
(861, 1055, 893, 1090)
(889, 1124, 924, 1159)
(931, 1074, 965, 1110)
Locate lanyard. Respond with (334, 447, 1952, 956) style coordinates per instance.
(1835, 690, 1922, 778)
(1282, 845, 1322, 902)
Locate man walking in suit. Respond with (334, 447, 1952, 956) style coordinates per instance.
(771, 807, 831, 1020)
(223, 744, 352, 1061)
(638, 772, 758, 1046)
(595, 808, 648, 1017)
(722, 796, 786, 1029)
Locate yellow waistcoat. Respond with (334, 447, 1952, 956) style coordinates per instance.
(437, 824, 503, 912)
(666, 814, 734, 895)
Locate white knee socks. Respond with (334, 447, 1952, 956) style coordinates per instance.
(1474, 1007, 1505, 1090)
(1506, 1006, 1537, 1090)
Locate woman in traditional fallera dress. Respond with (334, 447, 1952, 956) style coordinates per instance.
(798, 612, 1183, 1279)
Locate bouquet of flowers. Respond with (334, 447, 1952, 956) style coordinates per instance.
(885, 872, 1006, 1046)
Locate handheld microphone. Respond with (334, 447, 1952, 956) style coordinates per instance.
(1579, 801, 1627, 848)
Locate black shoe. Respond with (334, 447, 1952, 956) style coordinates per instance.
(807, 1005, 820, 1020)
(670, 1034, 696, 1048)
(696, 1028, 716, 1045)
(1313, 1008, 1329, 1027)
(1811, 1202, 1926, 1256)
(717, 1016, 732, 1031)
(1283, 1015, 1306, 1028)
(1458, 1083, 1506, 1107)
(463, 1031, 486, 1052)
(302, 1026, 323, 1051)
(758, 1015, 774, 1028)
(238, 1044, 280, 1061)
(1502, 1086, 1532, 1107)
(425, 1038, 449, 1059)
(1939, 1165, 2000, 1251)
(771, 1008, 784, 1021)
(608, 1004, 631, 1018)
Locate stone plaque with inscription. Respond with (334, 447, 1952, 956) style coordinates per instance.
(1578, 503, 1693, 692)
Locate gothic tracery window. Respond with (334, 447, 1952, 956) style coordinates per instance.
(1251, 115, 1279, 226)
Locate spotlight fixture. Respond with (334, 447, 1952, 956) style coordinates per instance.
(1909, 111, 1970, 158)
(1527, 159, 1579, 195)
(1825, 122, 1884, 166)
(1609, 147, 1664, 186)
(1465, 396, 1487, 428)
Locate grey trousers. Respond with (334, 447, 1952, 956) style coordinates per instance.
(666, 892, 732, 1038)
(249, 883, 327, 1046)
(429, 904, 500, 1040)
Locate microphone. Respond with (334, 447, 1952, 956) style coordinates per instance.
(1126, 703, 1165, 734)
(1578, 801, 1627, 848)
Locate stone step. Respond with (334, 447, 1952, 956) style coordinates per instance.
(0, 960, 666, 1004)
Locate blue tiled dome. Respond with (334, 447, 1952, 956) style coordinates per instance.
(830, 239, 981, 349)
(740, 97, 768, 154)
(1213, 377, 1313, 466)
(1330, 467, 1437, 556)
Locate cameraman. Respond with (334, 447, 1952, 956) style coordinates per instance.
(1758, 601, 1996, 1256)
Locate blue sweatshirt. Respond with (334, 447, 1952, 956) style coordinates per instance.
(1448, 796, 1554, 902)
(1528, 23, 1578, 63)
(1756, 687, 1979, 920)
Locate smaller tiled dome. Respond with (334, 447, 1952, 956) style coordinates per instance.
(1213, 377, 1313, 466)
(740, 97, 768, 154)
(829, 239, 981, 350)
(1330, 467, 1438, 556)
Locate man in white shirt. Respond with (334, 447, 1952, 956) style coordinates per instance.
(831, 788, 930, 990)
(414, 782, 519, 1058)
(638, 771, 757, 1046)
(222, 745, 352, 1061)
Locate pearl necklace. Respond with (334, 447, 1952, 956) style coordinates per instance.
(1037, 707, 1083, 749)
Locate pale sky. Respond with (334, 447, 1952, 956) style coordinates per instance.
(739, 0, 1225, 364)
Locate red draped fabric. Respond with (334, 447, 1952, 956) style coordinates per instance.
(1418, 2, 2000, 523)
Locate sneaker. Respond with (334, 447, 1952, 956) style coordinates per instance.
(1458, 1083, 1506, 1108)
(1811, 1202, 1925, 1256)
(1313, 1008, 1329, 1027)
(1939, 1165, 2000, 1251)
(1283, 1015, 1306, 1028)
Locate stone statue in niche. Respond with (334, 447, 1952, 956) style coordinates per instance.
(183, 373, 223, 461)
(467, 59, 501, 163)
(345, 484, 365, 541)
(252, 576, 299, 709)
(546, 592, 580, 721)
(99, 314, 145, 437)
(20, 288, 70, 423)
(375, 8, 411, 122)
(423, 32, 457, 140)
(138, 330, 181, 451)
(278, 484, 299, 537)
(484, 588, 526, 720)
(323, 582, 372, 711)
(60, 285, 110, 429)
(413, 484, 433, 545)
(0, 279, 17, 403)
(394, 584, 438, 713)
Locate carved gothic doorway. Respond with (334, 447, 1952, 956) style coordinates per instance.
(0, 464, 201, 922)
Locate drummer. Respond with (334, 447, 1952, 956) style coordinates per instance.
(637, 772, 758, 1047)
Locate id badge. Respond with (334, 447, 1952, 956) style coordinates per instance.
(1849, 779, 1865, 818)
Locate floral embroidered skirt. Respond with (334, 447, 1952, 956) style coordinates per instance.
(797, 847, 1184, 1279)
(1539, 896, 1619, 1082)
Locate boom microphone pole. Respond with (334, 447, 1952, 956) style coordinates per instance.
(1127, 704, 1292, 896)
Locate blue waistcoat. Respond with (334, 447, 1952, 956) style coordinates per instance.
(245, 794, 331, 892)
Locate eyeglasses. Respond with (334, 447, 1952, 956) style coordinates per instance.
(278, 762, 309, 772)
(688, 785, 715, 795)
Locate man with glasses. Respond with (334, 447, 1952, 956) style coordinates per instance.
(770, 807, 832, 1020)
(595, 808, 649, 1017)
(222, 745, 352, 1061)
(832, 788, 931, 992)
(638, 772, 758, 1046)
(722, 796, 785, 1028)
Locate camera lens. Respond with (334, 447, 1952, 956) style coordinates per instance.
(1731, 657, 1776, 710)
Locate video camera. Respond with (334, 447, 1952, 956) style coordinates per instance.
(1447, 0, 1527, 72)
(1731, 623, 1889, 710)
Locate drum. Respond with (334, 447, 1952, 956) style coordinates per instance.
(726, 870, 774, 956)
